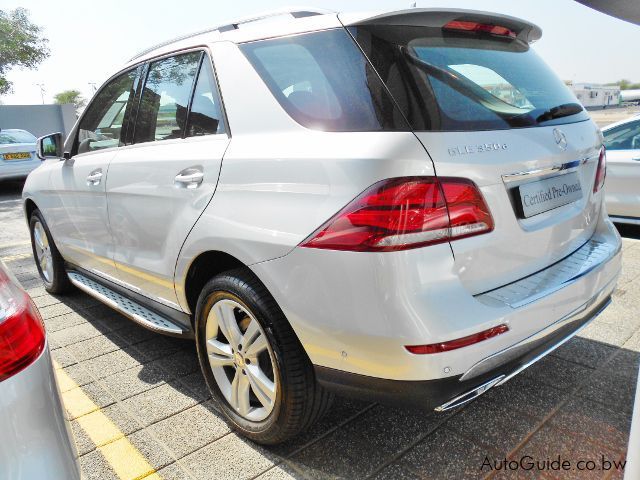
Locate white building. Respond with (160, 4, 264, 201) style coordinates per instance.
(571, 83, 620, 109)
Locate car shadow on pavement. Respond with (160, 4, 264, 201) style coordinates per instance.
(45, 282, 639, 480)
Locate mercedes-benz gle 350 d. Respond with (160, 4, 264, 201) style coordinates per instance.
(23, 8, 621, 444)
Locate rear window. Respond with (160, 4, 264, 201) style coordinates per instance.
(349, 25, 590, 131)
(0, 130, 36, 144)
(240, 29, 408, 132)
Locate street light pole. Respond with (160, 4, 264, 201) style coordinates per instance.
(35, 83, 46, 104)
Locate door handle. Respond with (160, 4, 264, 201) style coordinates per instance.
(174, 168, 204, 189)
(632, 157, 640, 161)
(86, 169, 103, 186)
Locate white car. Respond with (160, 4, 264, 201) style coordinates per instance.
(602, 114, 640, 224)
(0, 129, 39, 181)
(23, 8, 621, 444)
(0, 260, 80, 479)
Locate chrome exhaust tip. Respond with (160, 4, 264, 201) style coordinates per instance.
(434, 375, 505, 412)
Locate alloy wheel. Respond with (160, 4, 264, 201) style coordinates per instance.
(205, 298, 277, 422)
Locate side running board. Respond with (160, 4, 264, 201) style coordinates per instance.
(67, 271, 187, 335)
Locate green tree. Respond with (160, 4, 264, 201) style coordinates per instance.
(0, 8, 49, 96)
(54, 89, 86, 110)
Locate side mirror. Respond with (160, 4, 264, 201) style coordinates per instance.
(36, 132, 63, 160)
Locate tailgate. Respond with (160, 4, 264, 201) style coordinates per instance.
(415, 122, 602, 293)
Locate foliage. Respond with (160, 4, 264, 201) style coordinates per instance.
(605, 79, 640, 90)
(0, 8, 50, 95)
(54, 89, 87, 110)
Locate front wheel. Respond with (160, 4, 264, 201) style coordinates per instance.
(29, 209, 72, 294)
(195, 268, 333, 445)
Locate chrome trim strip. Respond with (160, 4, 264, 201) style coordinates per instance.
(462, 278, 614, 382)
(610, 215, 640, 226)
(434, 375, 505, 412)
(68, 271, 185, 335)
(501, 157, 593, 184)
(476, 238, 620, 309)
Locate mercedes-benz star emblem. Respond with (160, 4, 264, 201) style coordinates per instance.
(553, 128, 568, 151)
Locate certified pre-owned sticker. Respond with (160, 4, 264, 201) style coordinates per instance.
(448, 143, 508, 156)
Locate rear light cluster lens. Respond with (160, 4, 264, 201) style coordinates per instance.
(301, 177, 494, 252)
(405, 324, 509, 355)
(443, 20, 517, 39)
(593, 146, 607, 193)
(0, 266, 45, 382)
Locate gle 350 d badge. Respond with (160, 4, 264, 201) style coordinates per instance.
(448, 143, 508, 156)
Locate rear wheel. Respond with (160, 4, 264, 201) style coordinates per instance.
(195, 268, 333, 444)
(29, 209, 72, 294)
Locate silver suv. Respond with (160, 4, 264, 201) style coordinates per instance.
(24, 8, 621, 444)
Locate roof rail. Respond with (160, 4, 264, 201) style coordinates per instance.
(128, 7, 334, 62)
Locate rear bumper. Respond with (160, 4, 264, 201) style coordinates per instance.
(315, 285, 612, 410)
(253, 211, 621, 382)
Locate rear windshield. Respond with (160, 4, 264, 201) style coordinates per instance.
(349, 25, 590, 131)
(0, 130, 36, 144)
(240, 29, 409, 132)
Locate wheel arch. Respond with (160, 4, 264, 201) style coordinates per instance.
(182, 250, 248, 318)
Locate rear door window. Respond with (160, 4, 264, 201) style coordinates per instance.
(186, 57, 227, 137)
(240, 29, 408, 132)
(350, 25, 590, 131)
(134, 52, 201, 143)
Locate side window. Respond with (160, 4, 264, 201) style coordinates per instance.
(240, 29, 408, 132)
(604, 121, 640, 151)
(186, 57, 226, 136)
(76, 69, 137, 154)
(134, 52, 201, 143)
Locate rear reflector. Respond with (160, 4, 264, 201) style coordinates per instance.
(301, 176, 493, 252)
(405, 324, 509, 355)
(593, 146, 606, 193)
(443, 20, 517, 39)
(0, 267, 45, 382)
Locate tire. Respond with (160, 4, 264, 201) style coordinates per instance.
(29, 209, 72, 294)
(195, 268, 333, 445)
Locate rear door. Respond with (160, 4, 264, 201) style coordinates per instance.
(46, 68, 140, 279)
(348, 15, 601, 293)
(106, 51, 229, 309)
(603, 119, 640, 218)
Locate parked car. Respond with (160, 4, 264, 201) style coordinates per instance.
(23, 8, 621, 444)
(602, 114, 640, 224)
(0, 260, 80, 479)
(0, 129, 40, 181)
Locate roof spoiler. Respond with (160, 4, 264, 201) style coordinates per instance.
(340, 8, 542, 43)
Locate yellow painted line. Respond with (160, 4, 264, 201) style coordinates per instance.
(54, 363, 159, 480)
(1, 252, 32, 262)
(0, 240, 31, 249)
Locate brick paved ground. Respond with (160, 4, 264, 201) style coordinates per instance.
(1, 179, 637, 479)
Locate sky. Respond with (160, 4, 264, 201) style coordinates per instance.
(1, 0, 638, 105)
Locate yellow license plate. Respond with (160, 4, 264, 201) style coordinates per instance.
(3, 152, 31, 160)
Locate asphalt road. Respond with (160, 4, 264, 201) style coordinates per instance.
(0, 178, 638, 480)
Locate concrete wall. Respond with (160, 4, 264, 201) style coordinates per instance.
(0, 104, 77, 139)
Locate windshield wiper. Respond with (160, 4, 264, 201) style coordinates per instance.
(535, 103, 583, 123)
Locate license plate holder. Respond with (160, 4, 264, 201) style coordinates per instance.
(518, 171, 583, 218)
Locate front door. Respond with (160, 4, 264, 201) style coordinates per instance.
(47, 68, 140, 279)
(106, 51, 229, 309)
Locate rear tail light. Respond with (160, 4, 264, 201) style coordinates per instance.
(405, 324, 509, 355)
(593, 146, 606, 193)
(0, 266, 45, 382)
(443, 20, 517, 39)
(301, 176, 493, 252)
